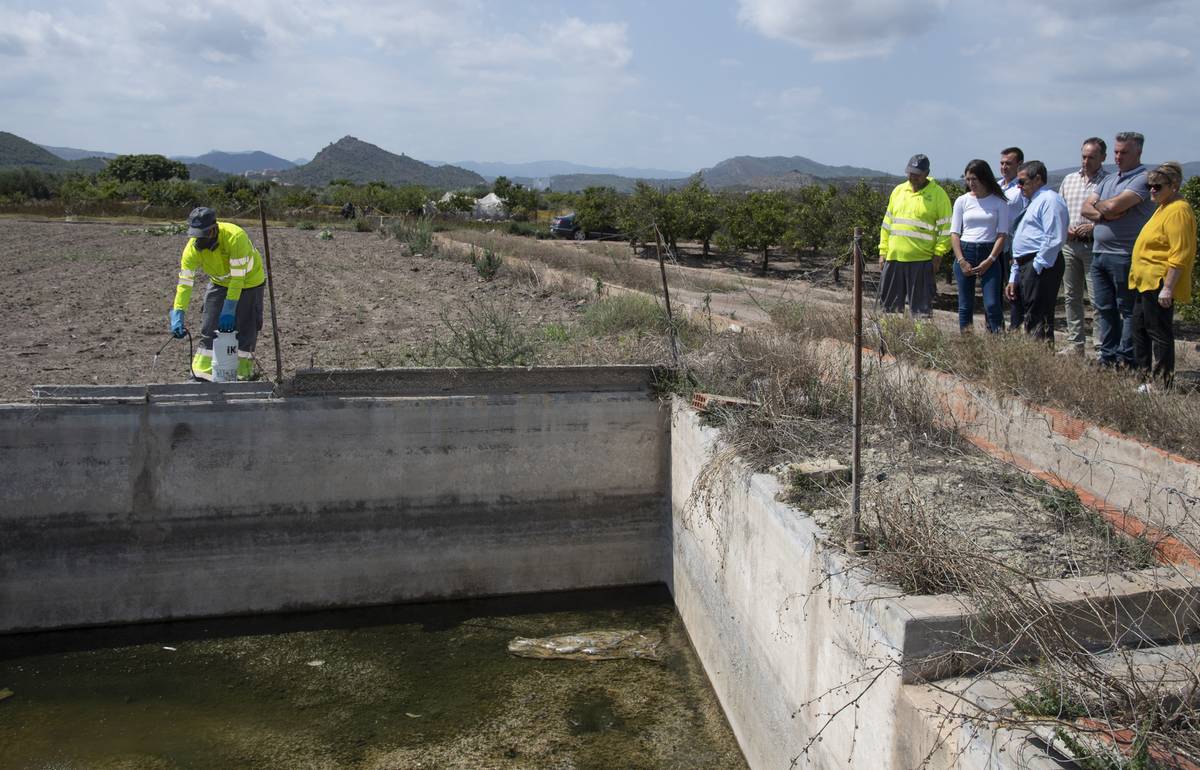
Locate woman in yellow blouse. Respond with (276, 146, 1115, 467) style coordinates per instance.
(1129, 162, 1196, 390)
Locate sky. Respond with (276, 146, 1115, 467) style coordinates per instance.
(2, 0, 1198, 176)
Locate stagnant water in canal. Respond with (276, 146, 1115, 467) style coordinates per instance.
(0, 586, 746, 769)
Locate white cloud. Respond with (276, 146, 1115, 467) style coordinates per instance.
(736, 0, 949, 60)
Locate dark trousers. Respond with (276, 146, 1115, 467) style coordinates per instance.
(200, 282, 265, 353)
(1004, 250, 1021, 331)
(1131, 285, 1175, 385)
(1017, 253, 1064, 341)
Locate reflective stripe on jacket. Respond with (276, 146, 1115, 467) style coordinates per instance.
(879, 180, 953, 262)
(172, 221, 266, 311)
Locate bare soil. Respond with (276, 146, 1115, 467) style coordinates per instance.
(790, 426, 1153, 583)
(0, 220, 587, 400)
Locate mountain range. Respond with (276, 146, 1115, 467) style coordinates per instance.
(442, 160, 691, 181)
(18, 130, 1200, 191)
(280, 136, 485, 188)
(170, 150, 297, 174)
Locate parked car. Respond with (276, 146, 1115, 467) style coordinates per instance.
(550, 213, 585, 240)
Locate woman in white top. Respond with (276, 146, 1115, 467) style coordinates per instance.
(950, 159, 1011, 332)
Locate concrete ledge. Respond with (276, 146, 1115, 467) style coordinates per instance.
(31, 382, 276, 404)
(286, 365, 667, 396)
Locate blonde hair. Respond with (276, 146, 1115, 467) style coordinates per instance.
(1147, 161, 1183, 187)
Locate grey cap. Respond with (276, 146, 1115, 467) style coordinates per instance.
(906, 154, 931, 174)
(186, 207, 217, 237)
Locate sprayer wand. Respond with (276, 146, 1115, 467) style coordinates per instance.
(153, 329, 194, 379)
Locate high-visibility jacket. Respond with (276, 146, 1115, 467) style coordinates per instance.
(172, 222, 266, 311)
(879, 180, 953, 262)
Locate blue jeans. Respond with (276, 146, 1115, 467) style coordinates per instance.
(953, 241, 1004, 332)
(1090, 251, 1135, 365)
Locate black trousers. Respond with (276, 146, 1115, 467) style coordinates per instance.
(1017, 253, 1064, 341)
(1131, 284, 1175, 385)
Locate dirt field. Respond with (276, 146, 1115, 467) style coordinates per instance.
(0, 220, 587, 400)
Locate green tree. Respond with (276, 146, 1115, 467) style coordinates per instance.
(727, 191, 794, 272)
(789, 184, 837, 258)
(828, 180, 888, 260)
(104, 154, 189, 183)
(675, 174, 720, 258)
(574, 186, 622, 235)
(1178, 176, 1200, 322)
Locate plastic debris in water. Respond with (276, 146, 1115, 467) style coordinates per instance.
(507, 629, 662, 662)
(162, 646, 177, 651)
(306, 660, 324, 667)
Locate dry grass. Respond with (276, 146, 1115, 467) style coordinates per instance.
(444, 229, 738, 296)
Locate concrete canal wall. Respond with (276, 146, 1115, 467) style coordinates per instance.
(0, 368, 670, 633)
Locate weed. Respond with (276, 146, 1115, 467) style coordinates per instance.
(317, 228, 334, 240)
(382, 216, 435, 255)
(541, 323, 571, 343)
(297, 221, 316, 231)
(1014, 681, 1089, 721)
(120, 222, 187, 236)
(470, 245, 502, 281)
(427, 303, 539, 367)
(767, 301, 807, 333)
(354, 218, 374, 233)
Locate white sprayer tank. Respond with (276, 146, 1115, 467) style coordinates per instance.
(211, 330, 239, 382)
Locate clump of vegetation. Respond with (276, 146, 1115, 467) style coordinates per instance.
(470, 245, 502, 281)
(297, 221, 316, 231)
(317, 228, 334, 240)
(383, 216, 435, 255)
(425, 303, 538, 367)
(120, 222, 187, 236)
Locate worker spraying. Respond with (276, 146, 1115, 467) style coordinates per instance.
(169, 207, 266, 381)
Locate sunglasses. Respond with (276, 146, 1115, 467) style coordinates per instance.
(1149, 183, 1165, 191)
(1015, 178, 1031, 186)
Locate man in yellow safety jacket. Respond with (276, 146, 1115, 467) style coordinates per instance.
(878, 154, 952, 316)
(169, 207, 266, 380)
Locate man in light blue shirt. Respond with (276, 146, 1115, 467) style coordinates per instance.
(1005, 160, 1069, 341)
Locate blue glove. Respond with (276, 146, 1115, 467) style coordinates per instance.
(218, 298, 238, 332)
(170, 309, 186, 338)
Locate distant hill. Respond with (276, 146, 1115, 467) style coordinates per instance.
(702, 155, 889, 189)
(40, 144, 118, 161)
(283, 136, 485, 188)
(186, 163, 229, 182)
(173, 150, 296, 174)
(447, 159, 691, 182)
(532, 173, 683, 194)
(0, 131, 73, 170)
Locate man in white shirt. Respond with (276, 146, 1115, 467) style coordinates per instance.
(1057, 138, 1109, 355)
(998, 147, 1029, 329)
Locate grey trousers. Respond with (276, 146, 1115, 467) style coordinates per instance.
(879, 260, 936, 317)
(1061, 239, 1094, 349)
(199, 282, 265, 353)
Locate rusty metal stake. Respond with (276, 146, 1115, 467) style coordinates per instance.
(653, 223, 681, 369)
(259, 199, 284, 386)
(848, 227, 866, 554)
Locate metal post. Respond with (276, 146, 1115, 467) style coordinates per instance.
(849, 227, 865, 553)
(259, 199, 284, 385)
(653, 224, 681, 368)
